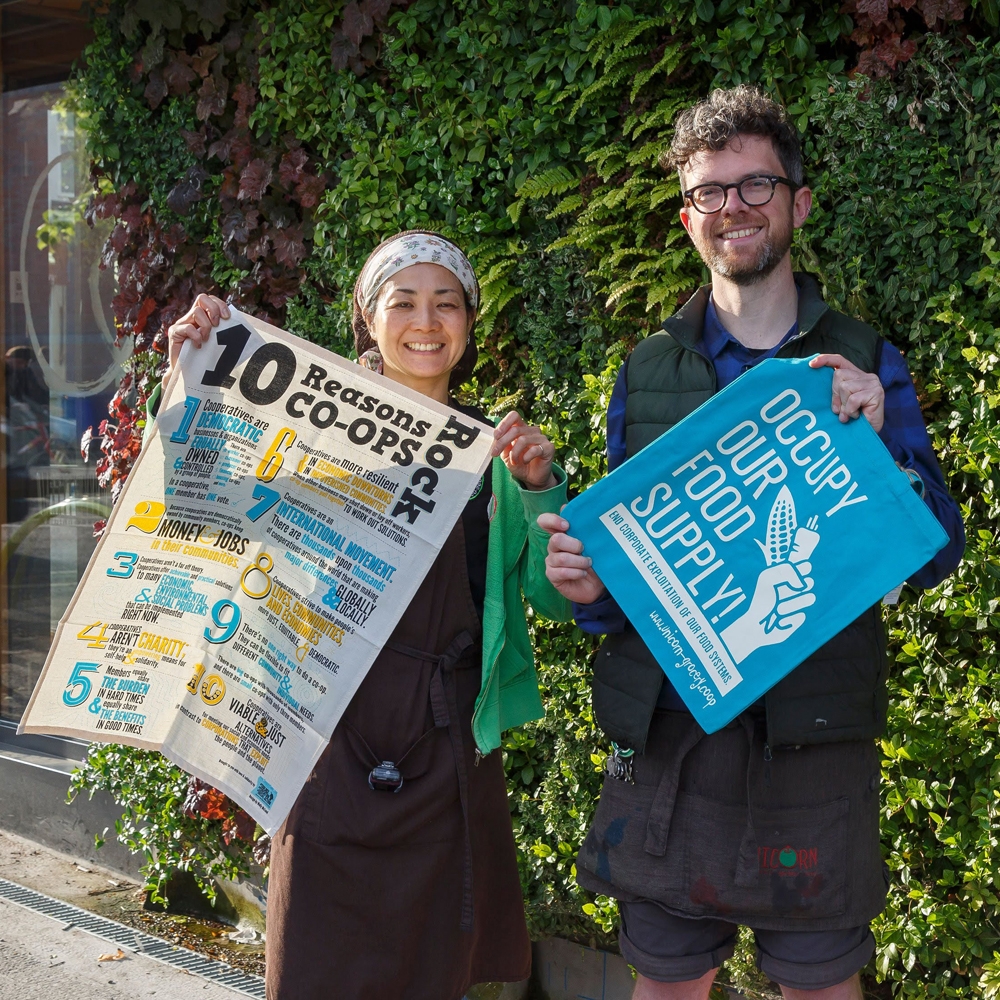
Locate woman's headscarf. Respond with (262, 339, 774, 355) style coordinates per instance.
(352, 231, 480, 387)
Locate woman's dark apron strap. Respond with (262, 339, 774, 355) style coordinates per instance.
(384, 630, 478, 933)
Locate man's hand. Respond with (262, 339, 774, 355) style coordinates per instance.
(492, 412, 557, 491)
(165, 294, 231, 379)
(537, 512, 606, 605)
(809, 353, 884, 432)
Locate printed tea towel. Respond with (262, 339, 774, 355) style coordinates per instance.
(563, 356, 948, 733)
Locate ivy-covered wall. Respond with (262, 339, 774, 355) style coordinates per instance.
(68, 0, 1000, 994)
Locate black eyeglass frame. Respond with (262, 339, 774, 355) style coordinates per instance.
(682, 175, 799, 215)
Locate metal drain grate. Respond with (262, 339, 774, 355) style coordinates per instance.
(0, 876, 265, 998)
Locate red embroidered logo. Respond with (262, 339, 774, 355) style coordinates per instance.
(759, 844, 819, 875)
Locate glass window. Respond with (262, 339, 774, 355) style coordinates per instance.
(1, 84, 131, 721)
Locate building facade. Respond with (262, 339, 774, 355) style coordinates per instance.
(0, 1, 138, 874)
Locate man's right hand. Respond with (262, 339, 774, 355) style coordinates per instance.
(165, 294, 231, 378)
(537, 511, 607, 605)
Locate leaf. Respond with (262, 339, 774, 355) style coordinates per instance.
(182, 777, 228, 821)
(239, 159, 273, 201)
(135, 0, 180, 32)
(134, 297, 157, 334)
(196, 0, 228, 29)
(330, 32, 357, 72)
(295, 174, 326, 209)
(143, 70, 168, 110)
(208, 127, 238, 163)
(97, 949, 126, 963)
(221, 209, 251, 245)
(694, 0, 715, 20)
(165, 166, 208, 216)
(179, 129, 206, 157)
(272, 225, 306, 267)
(278, 147, 309, 188)
(232, 81, 257, 128)
(190, 44, 219, 79)
(856, 0, 890, 24)
(162, 55, 196, 95)
(195, 75, 227, 121)
(368, 0, 394, 19)
(246, 234, 271, 261)
(342, 0, 373, 47)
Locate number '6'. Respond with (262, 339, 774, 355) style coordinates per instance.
(256, 428, 296, 483)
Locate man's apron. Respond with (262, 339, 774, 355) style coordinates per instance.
(577, 709, 886, 931)
(266, 523, 530, 999)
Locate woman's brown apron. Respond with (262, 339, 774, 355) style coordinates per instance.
(265, 522, 530, 1000)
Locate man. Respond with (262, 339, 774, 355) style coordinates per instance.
(540, 86, 964, 999)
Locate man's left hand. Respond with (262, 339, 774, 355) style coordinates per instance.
(809, 353, 884, 432)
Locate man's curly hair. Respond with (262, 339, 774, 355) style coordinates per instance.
(662, 85, 803, 186)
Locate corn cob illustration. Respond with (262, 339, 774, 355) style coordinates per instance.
(755, 488, 822, 633)
(758, 485, 797, 566)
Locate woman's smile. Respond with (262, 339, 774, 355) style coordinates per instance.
(404, 341, 446, 352)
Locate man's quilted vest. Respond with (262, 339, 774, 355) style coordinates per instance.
(595, 274, 889, 752)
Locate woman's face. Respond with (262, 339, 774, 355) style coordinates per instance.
(368, 263, 474, 400)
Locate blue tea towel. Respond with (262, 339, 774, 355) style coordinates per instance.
(563, 356, 948, 733)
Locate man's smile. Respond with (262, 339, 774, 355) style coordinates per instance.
(718, 226, 763, 241)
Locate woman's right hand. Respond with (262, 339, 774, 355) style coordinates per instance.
(537, 511, 607, 605)
(165, 294, 231, 378)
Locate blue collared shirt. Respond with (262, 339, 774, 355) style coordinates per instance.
(578, 295, 966, 648)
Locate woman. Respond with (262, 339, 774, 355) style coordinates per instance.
(163, 231, 571, 999)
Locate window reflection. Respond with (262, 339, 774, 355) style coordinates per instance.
(1, 85, 131, 721)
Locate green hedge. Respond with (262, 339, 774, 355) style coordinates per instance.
(67, 1, 1000, 994)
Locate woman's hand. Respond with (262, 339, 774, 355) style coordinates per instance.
(537, 512, 607, 604)
(491, 411, 557, 490)
(165, 294, 231, 378)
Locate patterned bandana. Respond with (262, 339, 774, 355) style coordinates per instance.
(358, 233, 479, 315)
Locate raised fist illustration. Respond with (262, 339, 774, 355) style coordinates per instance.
(719, 561, 816, 665)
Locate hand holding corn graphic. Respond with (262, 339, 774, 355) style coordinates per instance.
(720, 486, 820, 665)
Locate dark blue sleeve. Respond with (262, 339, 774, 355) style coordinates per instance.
(606, 359, 628, 473)
(876, 342, 965, 588)
(573, 590, 627, 634)
(571, 360, 630, 633)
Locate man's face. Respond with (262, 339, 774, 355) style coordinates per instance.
(678, 135, 812, 285)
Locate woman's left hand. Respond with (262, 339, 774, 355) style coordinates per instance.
(492, 411, 557, 491)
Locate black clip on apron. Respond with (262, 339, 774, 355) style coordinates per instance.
(347, 630, 477, 932)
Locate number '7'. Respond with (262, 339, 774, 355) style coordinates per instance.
(246, 484, 280, 523)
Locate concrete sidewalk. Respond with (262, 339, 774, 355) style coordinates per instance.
(0, 895, 252, 999)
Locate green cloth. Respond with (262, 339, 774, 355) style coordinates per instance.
(144, 382, 570, 755)
(474, 458, 570, 754)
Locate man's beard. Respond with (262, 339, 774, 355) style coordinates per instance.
(695, 216, 794, 286)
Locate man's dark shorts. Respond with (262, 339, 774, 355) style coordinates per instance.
(619, 899, 875, 990)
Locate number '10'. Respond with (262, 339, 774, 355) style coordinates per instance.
(201, 325, 297, 406)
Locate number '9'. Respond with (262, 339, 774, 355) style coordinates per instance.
(204, 599, 241, 644)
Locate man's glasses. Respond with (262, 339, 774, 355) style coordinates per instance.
(682, 175, 798, 215)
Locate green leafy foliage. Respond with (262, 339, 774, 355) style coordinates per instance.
(799, 42, 1000, 995)
(69, 0, 1000, 994)
(68, 745, 263, 904)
